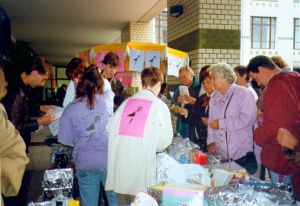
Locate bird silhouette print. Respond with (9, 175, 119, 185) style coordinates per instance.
(133, 55, 141, 65)
(127, 106, 143, 125)
(149, 55, 156, 66)
(86, 115, 101, 132)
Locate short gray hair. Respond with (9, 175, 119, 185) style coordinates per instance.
(179, 66, 194, 76)
(208, 63, 237, 84)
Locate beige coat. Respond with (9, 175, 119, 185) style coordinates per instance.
(106, 89, 173, 195)
(0, 103, 29, 205)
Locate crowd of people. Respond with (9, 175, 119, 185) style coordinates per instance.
(0, 53, 299, 205)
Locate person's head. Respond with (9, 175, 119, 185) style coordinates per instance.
(0, 65, 8, 101)
(66, 57, 86, 80)
(141, 67, 164, 96)
(179, 66, 194, 87)
(202, 71, 215, 95)
(160, 82, 168, 96)
(271, 55, 289, 69)
(23, 56, 52, 88)
(199, 65, 210, 84)
(61, 84, 67, 90)
(76, 64, 104, 110)
(234, 65, 250, 87)
(247, 55, 279, 86)
(208, 63, 236, 93)
(102, 52, 120, 79)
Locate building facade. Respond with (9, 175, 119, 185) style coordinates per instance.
(241, 0, 300, 70)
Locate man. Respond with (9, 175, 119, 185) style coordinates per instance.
(2, 56, 55, 153)
(171, 66, 201, 142)
(102, 52, 125, 111)
(247, 55, 300, 201)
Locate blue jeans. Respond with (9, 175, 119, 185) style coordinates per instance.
(76, 168, 118, 206)
(269, 170, 291, 184)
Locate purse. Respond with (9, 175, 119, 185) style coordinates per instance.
(223, 89, 258, 175)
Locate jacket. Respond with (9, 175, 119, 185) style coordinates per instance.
(254, 72, 300, 174)
(2, 79, 39, 150)
(0, 103, 29, 205)
(106, 89, 173, 195)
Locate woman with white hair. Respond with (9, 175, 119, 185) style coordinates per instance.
(207, 63, 258, 174)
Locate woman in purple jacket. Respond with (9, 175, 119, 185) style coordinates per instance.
(58, 65, 117, 206)
(207, 63, 258, 174)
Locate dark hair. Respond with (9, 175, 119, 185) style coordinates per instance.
(24, 56, 52, 76)
(101, 52, 120, 68)
(234, 65, 250, 82)
(76, 64, 104, 110)
(202, 71, 213, 81)
(271, 56, 289, 69)
(141, 67, 163, 87)
(247, 55, 277, 73)
(66, 57, 86, 80)
(199, 65, 210, 84)
(160, 82, 167, 94)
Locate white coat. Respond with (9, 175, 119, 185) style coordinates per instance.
(106, 89, 173, 195)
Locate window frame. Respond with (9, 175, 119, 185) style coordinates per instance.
(294, 18, 300, 50)
(251, 16, 276, 49)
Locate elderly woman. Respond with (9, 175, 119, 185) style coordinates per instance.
(0, 66, 29, 205)
(207, 63, 257, 174)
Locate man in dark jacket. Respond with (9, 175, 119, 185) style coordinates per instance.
(171, 66, 201, 142)
(2, 57, 55, 153)
(101, 52, 125, 111)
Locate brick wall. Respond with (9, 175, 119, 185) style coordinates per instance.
(121, 21, 154, 42)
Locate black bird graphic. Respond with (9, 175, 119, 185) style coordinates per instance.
(149, 56, 156, 66)
(86, 115, 101, 132)
(127, 106, 143, 125)
(133, 55, 140, 65)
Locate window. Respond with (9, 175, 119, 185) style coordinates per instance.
(294, 18, 300, 50)
(155, 11, 167, 45)
(251, 17, 276, 49)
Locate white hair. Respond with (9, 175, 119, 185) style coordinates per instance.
(208, 62, 237, 84)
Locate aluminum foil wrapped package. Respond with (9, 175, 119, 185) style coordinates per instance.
(207, 153, 231, 166)
(27, 201, 52, 206)
(207, 180, 295, 206)
(156, 152, 178, 182)
(167, 136, 199, 164)
(42, 168, 73, 191)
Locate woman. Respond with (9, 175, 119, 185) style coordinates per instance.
(58, 65, 117, 206)
(0, 66, 29, 205)
(158, 82, 169, 105)
(63, 57, 86, 107)
(106, 68, 173, 205)
(179, 71, 216, 151)
(207, 63, 257, 174)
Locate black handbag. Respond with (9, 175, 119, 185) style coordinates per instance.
(234, 151, 257, 175)
(224, 89, 258, 175)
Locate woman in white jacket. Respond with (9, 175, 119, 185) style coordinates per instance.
(106, 67, 173, 205)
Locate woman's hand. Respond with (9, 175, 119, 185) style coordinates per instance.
(277, 128, 299, 149)
(40, 105, 57, 113)
(37, 113, 55, 126)
(209, 119, 219, 129)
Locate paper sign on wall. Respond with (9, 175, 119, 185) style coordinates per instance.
(145, 51, 161, 68)
(119, 98, 153, 137)
(167, 53, 186, 77)
(94, 51, 125, 72)
(129, 50, 144, 72)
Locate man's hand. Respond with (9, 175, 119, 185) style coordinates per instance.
(277, 128, 299, 149)
(37, 113, 55, 126)
(40, 105, 57, 113)
(178, 108, 188, 117)
(209, 119, 219, 129)
(177, 95, 186, 104)
(201, 117, 209, 126)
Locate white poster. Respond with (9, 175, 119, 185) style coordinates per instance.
(167, 53, 185, 77)
(129, 49, 144, 72)
(145, 51, 160, 68)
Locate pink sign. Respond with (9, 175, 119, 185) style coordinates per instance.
(119, 98, 153, 137)
(94, 51, 125, 73)
(115, 72, 133, 88)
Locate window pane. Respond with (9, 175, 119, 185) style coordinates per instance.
(271, 25, 276, 42)
(253, 25, 261, 41)
(271, 42, 275, 49)
(262, 18, 270, 24)
(253, 17, 261, 24)
(295, 27, 300, 42)
(261, 25, 270, 42)
(295, 43, 300, 50)
(295, 19, 299, 26)
(271, 18, 276, 25)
